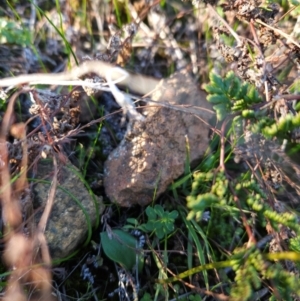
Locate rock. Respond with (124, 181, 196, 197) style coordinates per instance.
(32, 159, 104, 260)
(104, 70, 214, 207)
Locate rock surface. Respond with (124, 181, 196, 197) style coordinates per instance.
(104, 70, 214, 207)
(32, 159, 104, 260)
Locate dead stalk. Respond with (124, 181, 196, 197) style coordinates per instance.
(0, 61, 160, 96)
(0, 90, 54, 300)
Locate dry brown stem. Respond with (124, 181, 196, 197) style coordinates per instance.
(0, 90, 54, 300)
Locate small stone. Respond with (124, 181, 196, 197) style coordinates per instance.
(104, 70, 214, 207)
(32, 159, 104, 260)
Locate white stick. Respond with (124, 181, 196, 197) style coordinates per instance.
(106, 67, 145, 121)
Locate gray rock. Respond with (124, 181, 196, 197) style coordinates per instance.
(32, 159, 104, 260)
(104, 70, 214, 207)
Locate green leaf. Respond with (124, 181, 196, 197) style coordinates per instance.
(101, 229, 141, 271)
(209, 72, 225, 90)
(224, 72, 235, 92)
(187, 193, 219, 211)
(289, 79, 300, 94)
(232, 99, 246, 111)
(139, 224, 151, 232)
(144, 220, 156, 232)
(238, 83, 249, 99)
(154, 204, 164, 216)
(168, 210, 179, 219)
(126, 218, 139, 226)
(213, 103, 228, 121)
(207, 94, 230, 105)
(156, 228, 164, 239)
(228, 76, 241, 98)
(242, 109, 255, 118)
(289, 236, 300, 252)
(143, 205, 178, 239)
(204, 84, 224, 95)
(246, 85, 260, 103)
(165, 223, 174, 232)
(141, 292, 153, 301)
(146, 206, 157, 220)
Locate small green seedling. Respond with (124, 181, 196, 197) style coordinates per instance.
(142, 205, 178, 239)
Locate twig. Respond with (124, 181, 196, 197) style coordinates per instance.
(0, 90, 24, 228)
(249, 20, 270, 101)
(36, 153, 58, 266)
(106, 67, 145, 121)
(0, 60, 160, 96)
(207, 4, 242, 45)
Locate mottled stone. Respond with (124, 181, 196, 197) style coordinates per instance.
(104, 70, 214, 207)
(32, 159, 104, 259)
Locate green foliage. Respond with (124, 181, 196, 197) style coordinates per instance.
(2, 1, 300, 300)
(228, 247, 300, 300)
(189, 70, 300, 299)
(205, 71, 300, 140)
(186, 170, 228, 221)
(289, 236, 300, 252)
(204, 71, 261, 121)
(186, 163, 300, 299)
(233, 173, 300, 234)
(128, 68, 300, 299)
(112, 0, 131, 27)
(262, 112, 300, 138)
(140, 292, 152, 301)
(266, 263, 300, 301)
(289, 1, 300, 17)
(100, 229, 143, 271)
(230, 249, 263, 301)
(125, 205, 178, 240)
(142, 205, 178, 239)
(123, 205, 178, 239)
(186, 169, 241, 250)
(33, 3, 79, 65)
(0, 18, 31, 46)
(288, 78, 300, 94)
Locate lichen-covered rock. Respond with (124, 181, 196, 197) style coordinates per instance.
(32, 159, 104, 260)
(104, 70, 214, 207)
